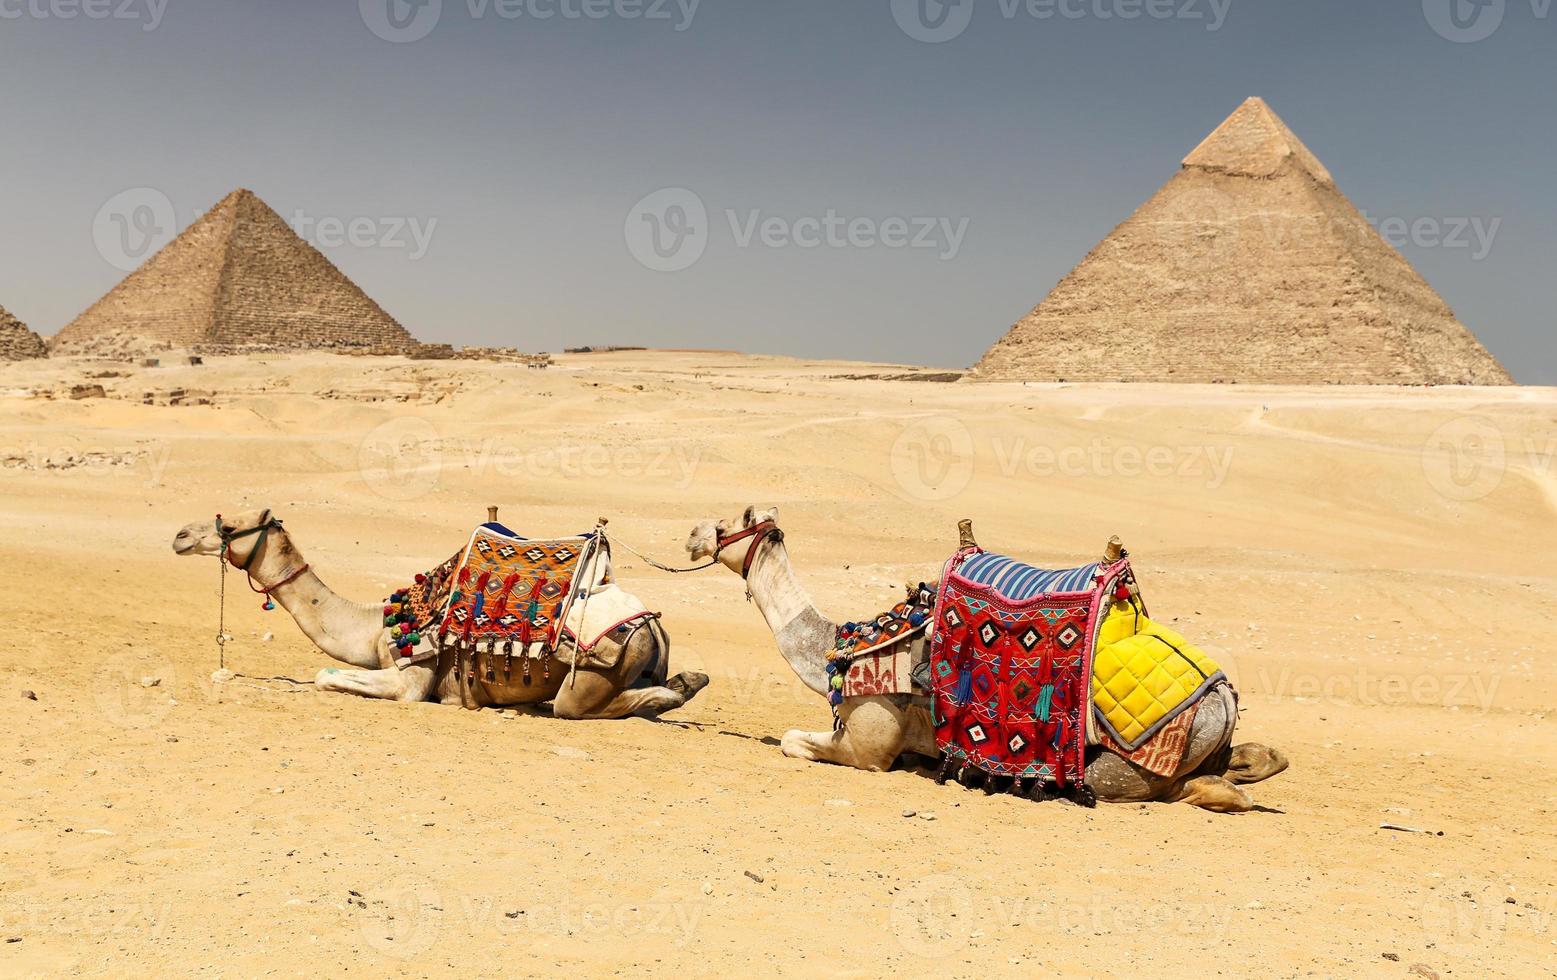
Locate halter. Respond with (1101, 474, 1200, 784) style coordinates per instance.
(216, 510, 309, 610)
(714, 520, 784, 580)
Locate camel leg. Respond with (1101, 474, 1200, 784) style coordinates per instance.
(314, 666, 418, 701)
(665, 671, 710, 702)
(780, 697, 906, 772)
(553, 679, 687, 720)
(1223, 743, 1289, 785)
(1170, 775, 1254, 813)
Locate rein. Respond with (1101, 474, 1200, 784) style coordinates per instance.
(611, 520, 784, 583)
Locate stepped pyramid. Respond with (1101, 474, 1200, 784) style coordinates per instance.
(973, 98, 1512, 385)
(0, 304, 47, 360)
(53, 189, 414, 353)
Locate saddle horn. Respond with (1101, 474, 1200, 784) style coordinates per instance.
(958, 519, 978, 550)
(488, 505, 500, 524)
(1104, 535, 1124, 563)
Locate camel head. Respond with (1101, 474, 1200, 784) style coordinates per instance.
(172, 508, 295, 570)
(686, 505, 781, 575)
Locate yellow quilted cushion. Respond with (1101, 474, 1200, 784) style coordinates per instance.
(1091, 606, 1223, 749)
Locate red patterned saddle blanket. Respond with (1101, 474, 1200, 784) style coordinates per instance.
(929, 547, 1135, 795)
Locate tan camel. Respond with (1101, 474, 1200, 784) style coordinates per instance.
(686, 506, 1288, 812)
(173, 508, 707, 719)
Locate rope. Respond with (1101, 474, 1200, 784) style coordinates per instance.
(609, 533, 719, 574)
(216, 554, 228, 671)
(566, 525, 608, 689)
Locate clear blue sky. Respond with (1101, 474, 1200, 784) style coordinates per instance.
(1, 0, 1551, 382)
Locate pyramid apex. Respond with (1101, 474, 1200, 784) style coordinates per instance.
(1182, 97, 1334, 185)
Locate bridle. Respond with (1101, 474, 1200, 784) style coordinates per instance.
(216, 510, 310, 609)
(713, 520, 784, 581)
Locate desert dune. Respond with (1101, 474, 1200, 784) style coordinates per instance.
(2, 349, 1553, 976)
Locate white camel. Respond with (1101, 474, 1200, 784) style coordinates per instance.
(174, 508, 707, 719)
(687, 506, 1288, 812)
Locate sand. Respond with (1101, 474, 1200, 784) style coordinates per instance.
(2, 349, 1553, 977)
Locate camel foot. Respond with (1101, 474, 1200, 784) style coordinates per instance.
(314, 666, 410, 700)
(780, 729, 821, 762)
(631, 690, 687, 719)
(1172, 775, 1254, 813)
(1224, 743, 1289, 785)
(665, 671, 710, 704)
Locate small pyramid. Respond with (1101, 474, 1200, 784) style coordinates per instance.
(972, 98, 1513, 385)
(53, 190, 415, 353)
(0, 304, 47, 361)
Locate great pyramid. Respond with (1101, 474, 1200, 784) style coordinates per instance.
(52, 189, 414, 353)
(972, 98, 1512, 385)
(0, 304, 47, 360)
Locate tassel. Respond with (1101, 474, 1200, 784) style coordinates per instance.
(503, 640, 513, 681)
(485, 640, 496, 682)
(1008, 778, 1024, 798)
(957, 765, 979, 790)
(1036, 684, 1054, 723)
(490, 573, 520, 618)
(935, 757, 952, 786)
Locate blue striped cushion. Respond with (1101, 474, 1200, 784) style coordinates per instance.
(954, 552, 1099, 599)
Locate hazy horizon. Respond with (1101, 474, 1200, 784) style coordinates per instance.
(1, 1, 1552, 382)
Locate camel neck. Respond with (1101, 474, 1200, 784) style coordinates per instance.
(252, 546, 383, 670)
(743, 540, 835, 697)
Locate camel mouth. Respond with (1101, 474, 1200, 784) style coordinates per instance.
(172, 537, 199, 555)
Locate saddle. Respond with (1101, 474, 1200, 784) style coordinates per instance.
(820, 524, 1228, 798)
(382, 522, 656, 691)
(926, 546, 1123, 793)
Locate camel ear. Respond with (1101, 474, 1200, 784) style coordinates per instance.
(742, 506, 756, 528)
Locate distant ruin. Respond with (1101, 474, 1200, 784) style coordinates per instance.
(0, 305, 47, 360)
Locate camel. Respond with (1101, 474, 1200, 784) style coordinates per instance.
(686, 506, 1288, 812)
(173, 508, 707, 719)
